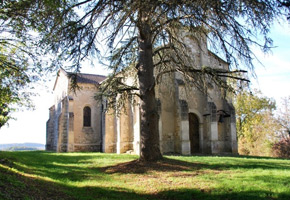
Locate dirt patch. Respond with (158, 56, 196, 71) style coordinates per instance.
(102, 158, 206, 174)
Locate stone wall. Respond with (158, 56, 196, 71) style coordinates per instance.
(119, 102, 134, 153)
(158, 73, 178, 154)
(104, 110, 117, 153)
(58, 97, 69, 152)
(68, 82, 102, 152)
(46, 106, 56, 151)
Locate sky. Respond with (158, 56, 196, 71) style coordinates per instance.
(250, 22, 290, 101)
(0, 22, 290, 145)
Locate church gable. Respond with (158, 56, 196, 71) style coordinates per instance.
(46, 69, 107, 152)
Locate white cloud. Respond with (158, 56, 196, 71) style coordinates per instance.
(251, 38, 290, 102)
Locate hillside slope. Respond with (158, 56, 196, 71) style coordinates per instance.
(0, 143, 45, 151)
(0, 151, 289, 200)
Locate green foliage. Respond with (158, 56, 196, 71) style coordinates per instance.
(233, 89, 280, 156)
(0, 1, 45, 127)
(0, 151, 290, 200)
(5, 0, 282, 93)
(0, 46, 34, 128)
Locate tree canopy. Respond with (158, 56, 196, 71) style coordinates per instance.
(1, 0, 285, 160)
(0, 49, 32, 128)
(0, 1, 43, 128)
(278, 0, 290, 18)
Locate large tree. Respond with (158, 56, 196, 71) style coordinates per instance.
(3, 0, 282, 161)
(278, 0, 290, 18)
(0, 48, 32, 128)
(0, 1, 42, 128)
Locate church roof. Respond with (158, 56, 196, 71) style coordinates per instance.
(68, 72, 107, 85)
(53, 68, 107, 91)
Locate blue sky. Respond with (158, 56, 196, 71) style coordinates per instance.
(250, 21, 290, 101)
(0, 21, 290, 144)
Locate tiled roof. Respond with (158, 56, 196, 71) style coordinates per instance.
(68, 72, 107, 85)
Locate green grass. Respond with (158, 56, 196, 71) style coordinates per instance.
(0, 151, 289, 200)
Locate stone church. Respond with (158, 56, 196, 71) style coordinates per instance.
(46, 35, 238, 155)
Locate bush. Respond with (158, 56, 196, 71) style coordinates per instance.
(272, 137, 290, 158)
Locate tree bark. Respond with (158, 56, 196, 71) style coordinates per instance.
(137, 19, 162, 162)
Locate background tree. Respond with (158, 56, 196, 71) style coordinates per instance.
(272, 137, 290, 158)
(276, 96, 290, 138)
(2, 0, 283, 161)
(233, 89, 281, 156)
(272, 96, 290, 158)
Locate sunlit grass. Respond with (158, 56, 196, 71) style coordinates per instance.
(0, 151, 289, 200)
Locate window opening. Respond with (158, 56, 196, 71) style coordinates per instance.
(83, 106, 91, 127)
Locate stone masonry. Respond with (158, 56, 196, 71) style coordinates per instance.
(46, 34, 238, 155)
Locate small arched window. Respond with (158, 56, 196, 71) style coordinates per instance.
(83, 106, 91, 127)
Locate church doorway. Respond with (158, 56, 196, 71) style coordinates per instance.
(188, 113, 200, 154)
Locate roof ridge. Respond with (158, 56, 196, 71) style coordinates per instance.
(67, 71, 107, 77)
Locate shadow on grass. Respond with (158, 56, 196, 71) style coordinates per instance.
(101, 156, 290, 174)
(1, 151, 130, 182)
(1, 151, 290, 180)
(157, 188, 290, 200)
(1, 151, 290, 200)
(1, 164, 290, 200)
(101, 157, 204, 174)
(0, 163, 151, 200)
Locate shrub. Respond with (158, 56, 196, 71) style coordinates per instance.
(272, 137, 290, 158)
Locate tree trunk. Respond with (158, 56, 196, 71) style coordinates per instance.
(137, 20, 162, 162)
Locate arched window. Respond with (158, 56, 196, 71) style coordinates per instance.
(83, 106, 91, 127)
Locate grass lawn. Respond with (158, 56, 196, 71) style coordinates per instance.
(0, 151, 289, 200)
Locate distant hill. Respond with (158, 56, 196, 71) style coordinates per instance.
(0, 143, 45, 151)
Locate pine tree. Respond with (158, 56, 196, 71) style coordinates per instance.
(2, 0, 282, 161)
